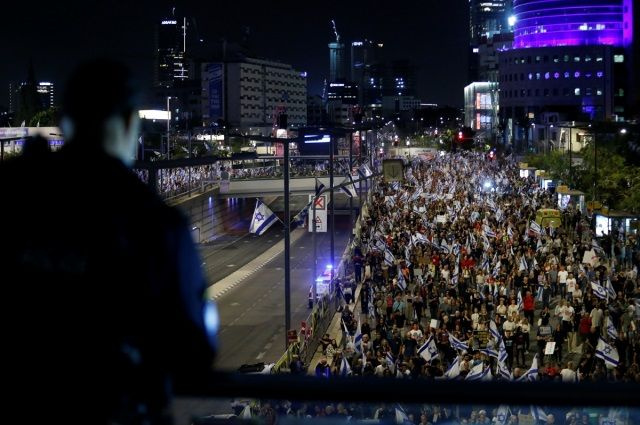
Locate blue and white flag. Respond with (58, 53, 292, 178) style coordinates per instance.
(492, 261, 501, 277)
(466, 363, 492, 381)
(340, 355, 352, 376)
(354, 318, 363, 354)
(480, 346, 499, 359)
(292, 203, 310, 227)
(591, 281, 607, 300)
(249, 199, 279, 235)
(530, 220, 542, 235)
(530, 406, 548, 423)
(519, 256, 528, 272)
(358, 163, 373, 178)
(498, 361, 512, 380)
(517, 354, 539, 382)
(384, 248, 396, 266)
(489, 320, 501, 341)
(606, 279, 617, 300)
(517, 290, 524, 311)
(495, 405, 512, 425)
(397, 268, 407, 290)
(448, 332, 469, 352)
(439, 242, 450, 254)
(606, 316, 618, 340)
(395, 405, 410, 424)
(595, 337, 619, 367)
(418, 335, 439, 362)
(386, 351, 396, 373)
(339, 176, 356, 198)
(443, 356, 461, 379)
(451, 264, 459, 287)
(484, 225, 496, 239)
(507, 226, 514, 238)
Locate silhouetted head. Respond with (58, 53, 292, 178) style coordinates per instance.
(61, 60, 140, 165)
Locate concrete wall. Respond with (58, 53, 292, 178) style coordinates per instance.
(227, 176, 336, 194)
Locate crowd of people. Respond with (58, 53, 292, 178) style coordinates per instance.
(312, 152, 639, 386)
(133, 159, 342, 198)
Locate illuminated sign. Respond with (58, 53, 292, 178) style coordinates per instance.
(352, 41, 363, 46)
(304, 134, 330, 144)
(161, 20, 177, 25)
(138, 110, 170, 120)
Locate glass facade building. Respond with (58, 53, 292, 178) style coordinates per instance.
(513, 0, 634, 48)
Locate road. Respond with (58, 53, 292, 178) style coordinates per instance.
(174, 189, 356, 370)
(213, 215, 351, 370)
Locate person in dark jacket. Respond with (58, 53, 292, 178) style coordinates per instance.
(0, 60, 218, 425)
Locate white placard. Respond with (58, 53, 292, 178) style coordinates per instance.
(430, 319, 439, 329)
(544, 341, 556, 355)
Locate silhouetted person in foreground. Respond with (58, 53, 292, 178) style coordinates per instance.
(1, 60, 218, 425)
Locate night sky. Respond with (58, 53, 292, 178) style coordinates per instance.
(1, 0, 469, 109)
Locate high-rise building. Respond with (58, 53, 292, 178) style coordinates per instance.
(498, 0, 635, 149)
(201, 57, 307, 130)
(351, 40, 384, 105)
(469, 0, 513, 46)
(328, 41, 346, 82)
(155, 16, 189, 88)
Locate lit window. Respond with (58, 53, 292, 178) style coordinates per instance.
(574, 56, 581, 62)
(614, 54, 624, 63)
(528, 73, 533, 80)
(585, 56, 592, 62)
(544, 72, 550, 80)
(574, 71, 581, 78)
(536, 72, 541, 80)
(597, 71, 604, 78)
(574, 88, 581, 96)
(597, 89, 603, 96)
(554, 72, 560, 79)
(596, 57, 603, 62)
(564, 72, 570, 78)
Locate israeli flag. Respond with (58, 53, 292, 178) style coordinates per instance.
(397, 269, 407, 290)
(492, 261, 501, 277)
(530, 220, 542, 235)
(530, 406, 548, 423)
(484, 225, 496, 238)
(517, 290, 524, 311)
(395, 405, 410, 424)
(386, 352, 395, 372)
(517, 354, 539, 382)
(535, 285, 544, 302)
(498, 359, 512, 380)
(592, 238, 606, 255)
(358, 163, 373, 178)
(498, 337, 508, 364)
(519, 256, 528, 272)
(606, 279, 617, 300)
(384, 248, 396, 266)
(595, 337, 619, 367)
(448, 332, 469, 352)
(451, 265, 459, 286)
(292, 203, 310, 227)
(507, 226, 514, 238)
(480, 346, 499, 359)
(414, 232, 428, 245)
(489, 320, 501, 341)
(606, 316, 618, 340)
(465, 363, 491, 381)
(249, 199, 279, 235)
(418, 335, 439, 362)
(452, 243, 460, 256)
(439, 242, 450, 254)
(339, 176, 356, 198)
(443, 356, 461, 379)
(495, 405, 512, 425)
(340, 355, 352, 376)
(354, 318, 363, 354)
(591, 281, 607, 300)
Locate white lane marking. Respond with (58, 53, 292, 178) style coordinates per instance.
(227, 264, 235, 267)
(231, 302, 240, 306)
(264, 343, 272, 350)
(256, 352, 266, 360)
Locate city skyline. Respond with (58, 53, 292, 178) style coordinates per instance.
(0, 0, 469, 109)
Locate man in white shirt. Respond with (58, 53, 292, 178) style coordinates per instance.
(560, 301, 575, 334)
(560, 361, 577, 382)
(557, 266, 568, 299)
(566, 273, 577, 301)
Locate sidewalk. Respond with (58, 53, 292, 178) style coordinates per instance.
(307, 281, 363, 374)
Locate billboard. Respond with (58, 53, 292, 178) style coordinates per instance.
(206, 63, 224, 122)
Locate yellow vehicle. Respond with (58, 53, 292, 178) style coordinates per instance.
(535, 208, 562, 228)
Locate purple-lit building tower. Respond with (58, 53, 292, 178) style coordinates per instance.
(499, 0, 634, 150)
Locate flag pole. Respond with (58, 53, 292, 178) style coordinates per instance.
(312, 183, 317, 308)
(284, 136, 291, 350)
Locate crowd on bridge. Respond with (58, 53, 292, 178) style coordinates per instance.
(133, 159, 345, 198)
(311, 152, 639, 387)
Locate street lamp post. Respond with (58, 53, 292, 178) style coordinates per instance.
(166, 96, 172, 160)
(283, 136, 291, 349)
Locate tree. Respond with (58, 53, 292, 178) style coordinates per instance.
(28, 107, 60, 127)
